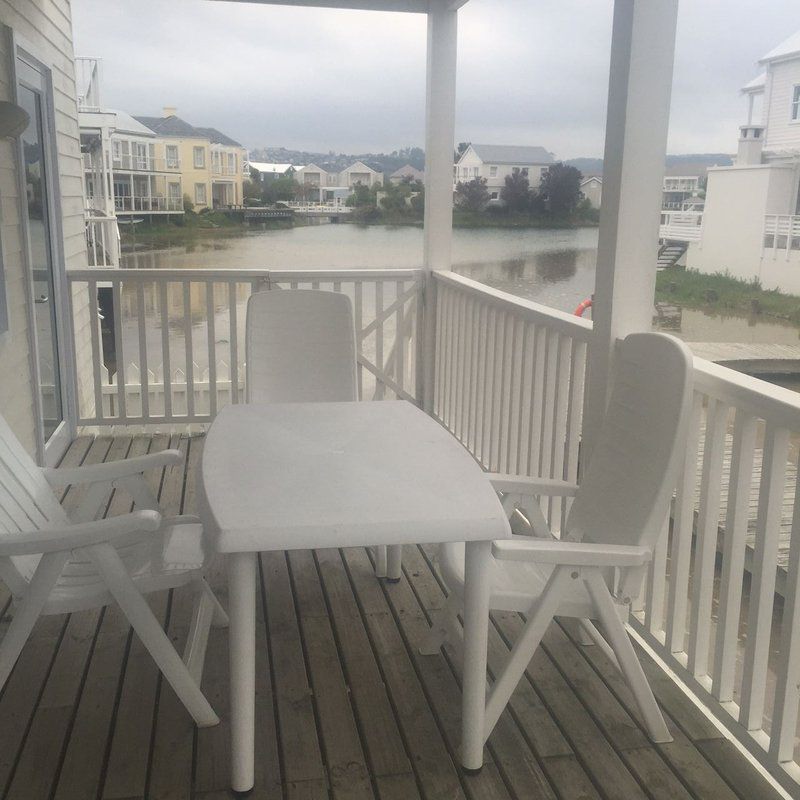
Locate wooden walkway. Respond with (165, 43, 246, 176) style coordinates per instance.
(0, 432, 785, 800)
(688, 343, 800, 376)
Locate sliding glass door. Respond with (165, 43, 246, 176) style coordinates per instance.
(15, 44, 72, 461)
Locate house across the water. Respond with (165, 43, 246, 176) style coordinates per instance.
(454, 143, 554, 200)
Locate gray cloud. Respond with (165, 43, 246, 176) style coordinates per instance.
(71, 0, 799, 159)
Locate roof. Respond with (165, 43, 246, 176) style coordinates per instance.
(249, 162, 294, 174)
(465, 144, 554, 165)
(296, 163, 328, 173)
(133, 115, 242, 146)
(741, 71, 766, 94)
(580, 176, 602, 185)
(390, 164, 424, 178)
(342, 160, 379, 173)
(195, 126, 243, 148)
(760, 30, 800, 63)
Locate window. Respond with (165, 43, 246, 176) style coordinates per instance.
(166, 144, 179, 168)
(489, 166, 498, 177)
(112, 139, 122, 164)
(194, 183, 207, 205)
(193, 146, 206, 168)
(473, 167, 479, 178)
(792, 85, 800, 121)
(521, 168, 529, 177)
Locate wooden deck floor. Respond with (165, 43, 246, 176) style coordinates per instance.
(0, 432, 786, 800)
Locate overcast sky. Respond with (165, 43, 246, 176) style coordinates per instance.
(71, 0, 798, 160)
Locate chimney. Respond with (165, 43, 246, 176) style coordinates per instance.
(162, 106, 177, 118)
(737, 125, 765, 166)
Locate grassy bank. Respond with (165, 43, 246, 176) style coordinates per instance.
(347, 209, 598, 229)
(655, 268, 800, 325)
(119, 211, 290, 249)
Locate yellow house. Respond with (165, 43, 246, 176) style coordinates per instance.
(134, 110, 247, 210)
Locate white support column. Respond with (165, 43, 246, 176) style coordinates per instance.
(582, 0, 679, 459)
(421, 4, 457, 413)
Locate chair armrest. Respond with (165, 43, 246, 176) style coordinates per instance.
(0, 510, 162, 556)
(487, 474, 579, 497)
(42, 450, 183, 487)
(491, 539, 651, 567)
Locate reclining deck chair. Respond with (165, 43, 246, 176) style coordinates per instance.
(422, 332, 693, 748)
(0, 417, 226, 727)
(245, 288, 403, 579)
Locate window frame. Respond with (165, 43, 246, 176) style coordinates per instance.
(194, 182, 207, 205)
(792, 84, 800, 123)
(193, 146, 206, 168)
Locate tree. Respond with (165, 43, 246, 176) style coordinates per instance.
(262, 176, 298, 203)
(500, 168, 531, 213)
(243, 178, 260, 203)
(539, 162, 582, 218)
(455, 177, 489, 212)
(454, 141, 471, 162)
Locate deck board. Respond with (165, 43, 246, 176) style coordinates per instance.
(0, 432, 787, 800)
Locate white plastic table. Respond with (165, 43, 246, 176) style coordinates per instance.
(201, 401, 511, 793)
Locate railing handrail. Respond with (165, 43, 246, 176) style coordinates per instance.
(67, 267, 424, 282)
(693, 354, 800, 428)
(432, 270, 593, 340)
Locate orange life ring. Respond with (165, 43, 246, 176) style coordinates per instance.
(573, 299, 593, 317)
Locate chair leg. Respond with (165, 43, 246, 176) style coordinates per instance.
(420, 592, 461, 655)
(85, 544, 219, 728)
(584, 570, 671, 743)
(0, 551, 68, 690)
(197, 578, 229, 628)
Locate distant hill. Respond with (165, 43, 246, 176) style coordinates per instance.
(248, 146, 734, 179)
(566, 153, 733, 178)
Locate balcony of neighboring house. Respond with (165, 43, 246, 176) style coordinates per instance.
(764, 214, 800, 260)
(659, 209, 704, 242)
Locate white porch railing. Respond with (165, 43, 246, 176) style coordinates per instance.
(764, 214, 800, 257)
(659, 210, 703, 242)
(431, 271, 591, 536)
(633, 358, 800, 792)
(65, 264, 800, 793)
(67, 268, 424, 425)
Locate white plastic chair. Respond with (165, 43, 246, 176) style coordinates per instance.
(422, 332, 693, 747)
(0, 415, 227, 727)
(245, 288, 402, 579)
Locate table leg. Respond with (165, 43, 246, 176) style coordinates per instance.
(386, 544, 403, 582)
(229, 552, 257, 794)
(461, 540, 492, 772)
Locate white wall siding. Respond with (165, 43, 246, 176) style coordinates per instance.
(0, 0, 91, 456)
(764, 59, 800, 153)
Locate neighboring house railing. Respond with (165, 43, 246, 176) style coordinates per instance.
(114, 197, 183, 213)
(659, 210, 703, 242)
(211, 165, 238, 177)
(66, 268, 424, 425)
(285, 203, 352, 214)
(65, 264, 800, 792)
(85, 216, 120, 268)
(109, 156, 182, 173)
(764, 215, 800, 257)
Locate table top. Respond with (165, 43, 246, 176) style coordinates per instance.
(200, 401, 510, 553)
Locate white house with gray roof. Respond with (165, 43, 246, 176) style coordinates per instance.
(454, 144, 554, 199)
(681, 29, 800, 293)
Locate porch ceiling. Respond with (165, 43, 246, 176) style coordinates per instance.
(212, 0, 469, 13)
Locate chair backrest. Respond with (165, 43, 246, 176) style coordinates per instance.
(245, 289, 358, 403)
(566, 332, 693, 554)
(0, 414, 67, 591)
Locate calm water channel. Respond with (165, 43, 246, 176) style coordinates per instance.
(121, 223, 800, 346)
